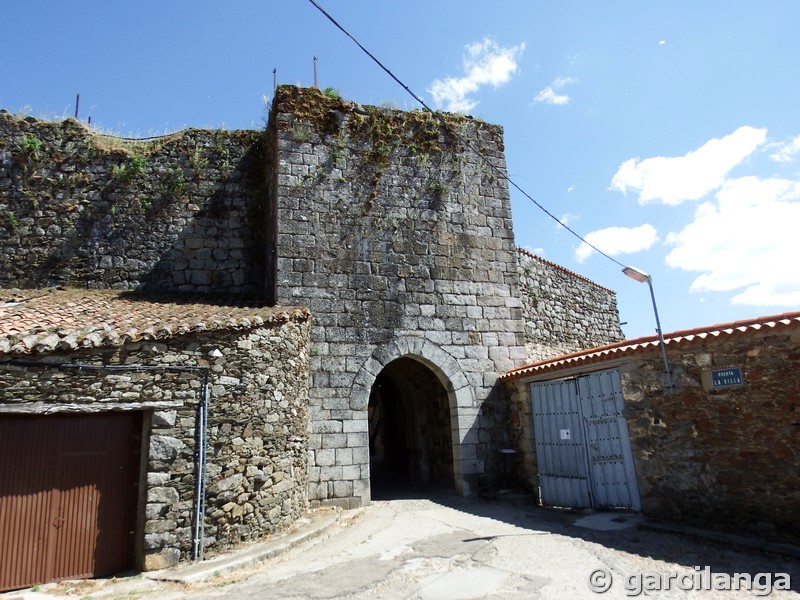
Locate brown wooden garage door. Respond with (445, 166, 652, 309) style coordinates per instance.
(0, 411, 142, 592)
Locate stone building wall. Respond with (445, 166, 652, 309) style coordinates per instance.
(505, 320, 800, 540)
(516, 248, 624, 361)
(505, 380, 539, 496)
(268, 86, 529, 505)
(0, 87, 627, 511)
(621, 329, 800, 540)
(0, 315, 311, 570)
(0, 110, 266, 293)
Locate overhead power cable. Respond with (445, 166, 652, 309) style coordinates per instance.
(306, 0, 627, 269)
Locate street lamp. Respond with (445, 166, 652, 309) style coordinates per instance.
(622, 266, 674, 391)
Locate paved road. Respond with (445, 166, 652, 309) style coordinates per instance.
(18, 492, 800, 600)
(188, 495, 799, 600)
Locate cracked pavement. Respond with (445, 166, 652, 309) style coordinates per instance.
(13, 493, 800, 600)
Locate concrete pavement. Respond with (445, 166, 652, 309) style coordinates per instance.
(6, 491, 800, 599)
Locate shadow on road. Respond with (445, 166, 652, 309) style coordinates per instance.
(372, 480, 800, 593)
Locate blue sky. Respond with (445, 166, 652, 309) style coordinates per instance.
(3, 1, 799, 339)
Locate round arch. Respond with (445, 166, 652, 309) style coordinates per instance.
(350, 336, 478, 498)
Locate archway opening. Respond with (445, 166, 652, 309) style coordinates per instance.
(368, 357, 454, 499)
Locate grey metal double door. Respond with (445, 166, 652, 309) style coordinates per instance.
(531, 369, 641, 511)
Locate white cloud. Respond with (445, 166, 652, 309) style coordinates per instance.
(553, 76, 577, 88)
(557, 212, 579, 228)
(574, 224, 658, 262)
(523, 245, 547, 256)
(533, 76, 577, 106)
(534, 88, 569, 105)
(769, 134, 800, 163)
(610, 126, 768, 205)
(665, 176, 800, 306)
(428, 38, 525, 113)
(567, 184, 576, 193)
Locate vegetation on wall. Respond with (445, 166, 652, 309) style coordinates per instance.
(0, 109, 265, 291)
(272, 85, 490, 252)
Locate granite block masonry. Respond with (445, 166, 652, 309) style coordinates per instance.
(0, 86, 624, 513)
(266, 87, 530, 505)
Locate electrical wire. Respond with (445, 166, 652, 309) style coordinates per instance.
(306, 0, 627, 269)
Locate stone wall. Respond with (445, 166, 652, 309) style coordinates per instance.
(505, 322, 800, 540)
(0, 315, 311, 569)
(517, 248, 624, 361)
(0, 87, 626, 512)
(0, 111, 266, 293)
(505, 380, 539, 496)
(621, 328, 800, 540)
(269, 86, 529, 505)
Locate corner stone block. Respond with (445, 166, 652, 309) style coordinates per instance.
(149, 435, 185, 462)
(144, 532, 177, 551)
(148, 486, 180, 505)
(353, 478, 370, 502)
(308, 481, 328, 500)
(152, 410, 177, 427)
(352, 446, 370, 463)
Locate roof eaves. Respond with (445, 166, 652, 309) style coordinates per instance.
(501, 310, 800, 383)
(0, 289, 311, 355)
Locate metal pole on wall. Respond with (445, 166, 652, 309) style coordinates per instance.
(74, 94, 80, 119)
(313, 55, 318, 88)
(623, 266, 674, 392)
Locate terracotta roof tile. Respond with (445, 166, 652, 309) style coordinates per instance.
(0, 288, 310, 355)
(501, 310, 800, 382)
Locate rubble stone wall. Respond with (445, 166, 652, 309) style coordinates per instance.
(0, 111, 266, 293)
(516, 249, 624, 361)
(505, 324, 800, 540)
(0, 315, 311, 570)
(0, 87, 624, 512)
(621, 328, 800, 540)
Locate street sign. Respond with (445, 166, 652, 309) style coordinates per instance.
(710, 367, 744, 388)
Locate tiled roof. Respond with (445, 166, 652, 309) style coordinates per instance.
(516, 247, 616, 294)
(0, 288, 310, 355)
(501, 311, 800, 382)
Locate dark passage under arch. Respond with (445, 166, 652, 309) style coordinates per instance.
(368, 357, 454, 499)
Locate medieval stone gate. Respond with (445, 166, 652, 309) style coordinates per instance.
(268, 88, 529, 506)
(0, 84, 625, 530)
